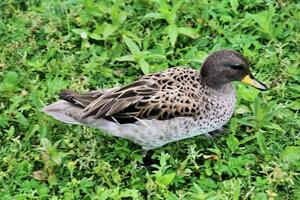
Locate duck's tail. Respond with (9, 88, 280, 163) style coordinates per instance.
(42, 100, 129, 140)
(42, 100, 83, 125)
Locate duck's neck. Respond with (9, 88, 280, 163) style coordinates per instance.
(199, 76, 235, 96)
(200, 69, 229, 88)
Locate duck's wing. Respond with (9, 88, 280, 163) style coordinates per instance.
(59, 88, 117, 108)
(77, 68, 202, 123)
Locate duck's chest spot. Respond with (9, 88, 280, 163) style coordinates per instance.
(186, 93, 236, 133)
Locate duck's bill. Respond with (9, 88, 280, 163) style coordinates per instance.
(241, 74, 268, 91)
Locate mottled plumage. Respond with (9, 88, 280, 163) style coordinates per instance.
(43, 50, 267, 150)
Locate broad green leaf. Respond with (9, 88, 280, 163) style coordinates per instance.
(229, 0, 239, 13)
(178, 27, 199, 39)
(111, 2, 128, 24)
(265, 123, 283, 132)
(138, 59, 150, 74)
(289, 101, 300, 111)
(119, 189, 139, 198)
(1, 71, 20, 93)
(67, 161, 75, 177)
(3, 71, 19, 85)
(235, 105, 251, 114)
(169, 0, 183, 24)
(158, 152, 170, 167)
(237, 85, 259, 102)
(237, 117, 256, 128)
(71, 28, 86, 35)
(115, 55, 135, 62)
(5, 126, 15, 138)
(233, 178, 241, 200)
(89, 33, 102, 40)
(253, 192, 268, 200)
(240, 135, 257, 145)
(123, 35, 140, 54)
(156, 172, 176, 187)
(220, 15, 233, 23)
(246, 6, 275, 38)
(204, 160, 212, 176)
(187, 51, 208, 63)
(167, 24, 178, 47)
(102, 23, 118, 39)
(158, 0, 171, 22)
(48, 174, 57, 186)
(145, 53, 166, 60)
(256, 131, 269, 155)
(125, 31, 142, 47)
(230, 118, 237, 135)
(188, 183, 207, 199)
(52, 153, 63, 165)
(41, 138, 52, 149)
(144, 12, 164, 19)
(280, 146, 300, 163)
(226, 134, 240, 152)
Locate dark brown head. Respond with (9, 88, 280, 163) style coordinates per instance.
(200, 50, 267, 90)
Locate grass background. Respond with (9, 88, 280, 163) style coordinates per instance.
(0, 0, 299, 199)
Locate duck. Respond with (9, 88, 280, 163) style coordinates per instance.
(43, 50, 267, 150)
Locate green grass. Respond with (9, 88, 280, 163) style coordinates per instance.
(0, 0, 299, 199)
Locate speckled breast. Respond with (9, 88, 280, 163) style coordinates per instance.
(136, 83, 237, 149)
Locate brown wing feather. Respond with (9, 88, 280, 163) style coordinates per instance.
(60, 67, 203, 123)
(81, 80, 159, 118)
(59, 89, 106, 107)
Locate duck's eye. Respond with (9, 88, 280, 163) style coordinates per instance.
(230, 64, 243, 70)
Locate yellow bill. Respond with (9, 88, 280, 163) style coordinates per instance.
(241, 74, 267, 91)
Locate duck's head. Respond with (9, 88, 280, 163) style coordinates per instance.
(200, 50, 267, 91)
